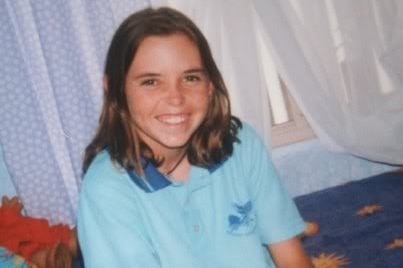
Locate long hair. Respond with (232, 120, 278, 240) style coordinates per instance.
(83, 7, 241, 175)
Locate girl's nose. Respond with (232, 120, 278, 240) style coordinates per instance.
(164, 82, 185, 106)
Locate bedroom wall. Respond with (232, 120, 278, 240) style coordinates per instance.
(272, 138, 396, 198)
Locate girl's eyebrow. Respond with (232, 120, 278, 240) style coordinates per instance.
(132, 68, 206, 80)
(133, 73, 161, 80)
(184, 68, 206, 74)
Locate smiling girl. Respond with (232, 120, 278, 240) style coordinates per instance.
(77, 7, 312, 268)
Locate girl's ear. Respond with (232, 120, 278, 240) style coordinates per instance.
(103, 75, 109, 92)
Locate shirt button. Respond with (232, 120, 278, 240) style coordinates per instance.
(193, 224, 200, 232)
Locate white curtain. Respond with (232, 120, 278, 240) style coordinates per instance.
(153, 0, 403, 165)
(151, 0, 273, 147)
(253, 0, 403, 165)
(0, 0, 149, 225)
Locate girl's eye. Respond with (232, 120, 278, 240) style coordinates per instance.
(184, 75, 201, 82)
(140, 79, 157, 86)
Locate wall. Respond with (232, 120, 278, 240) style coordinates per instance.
(272, 138, 396, 198)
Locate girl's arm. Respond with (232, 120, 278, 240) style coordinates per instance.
(268, 237, 313, 268)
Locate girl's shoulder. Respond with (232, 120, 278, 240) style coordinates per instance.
(234, 121, 266, 153)
(82, 150, 129, 192)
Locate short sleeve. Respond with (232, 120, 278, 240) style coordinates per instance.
(77, 153, 161, 268)
(237, 124, 305, 245)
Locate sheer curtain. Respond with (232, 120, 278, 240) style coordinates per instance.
(152, 0, 403, 165)
(0, 0, 148, 225)
(151, 0, 273, 147)
(253, 0, 403, 165)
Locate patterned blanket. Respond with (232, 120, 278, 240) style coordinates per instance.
(295, 171, 403, 268)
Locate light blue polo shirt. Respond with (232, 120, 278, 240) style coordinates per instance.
(77, 123, 305, 268)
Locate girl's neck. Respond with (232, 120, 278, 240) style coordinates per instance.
(159, 148, 189, 181)
(165, 157, 190, 182)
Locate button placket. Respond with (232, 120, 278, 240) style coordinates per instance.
(193, 224, 200, 232)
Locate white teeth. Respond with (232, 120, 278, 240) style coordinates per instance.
(157, 115, 187, 124)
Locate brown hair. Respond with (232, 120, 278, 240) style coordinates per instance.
(83, 7, 241, 175)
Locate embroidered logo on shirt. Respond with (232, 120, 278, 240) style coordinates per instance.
(227, 200, 256, 235)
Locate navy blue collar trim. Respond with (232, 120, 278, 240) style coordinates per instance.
(126, 159, 225, 193)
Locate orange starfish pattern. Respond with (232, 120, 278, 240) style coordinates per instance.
(311, 253, 349, 268)
(385, 238, 403, 249)
(303, 221, 319, 237)
(356, 204, 382, 216)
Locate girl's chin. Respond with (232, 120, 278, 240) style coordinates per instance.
(141, 134, 191, 153)
(159, 137, 191, 150)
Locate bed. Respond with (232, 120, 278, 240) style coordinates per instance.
(295, 171, 403, 267)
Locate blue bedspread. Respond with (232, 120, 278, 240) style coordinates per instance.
(295, 171, 403, 268)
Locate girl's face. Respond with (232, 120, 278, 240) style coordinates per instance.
(125, 34, 213, 156)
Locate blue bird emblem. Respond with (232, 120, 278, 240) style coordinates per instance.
(227, 200, 256, 235)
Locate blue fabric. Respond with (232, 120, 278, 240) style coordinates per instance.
(0, 145, 17, 198)
(127, 156, 223, 193)
(0, 247, 28, 268)
(127, 160, 172, 193)
(77, 123, 305, 268)
(295, 171, 403, 268)
(0, 0, 149, 225)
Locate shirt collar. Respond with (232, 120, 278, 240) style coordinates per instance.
(126, 158, 224, 193)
